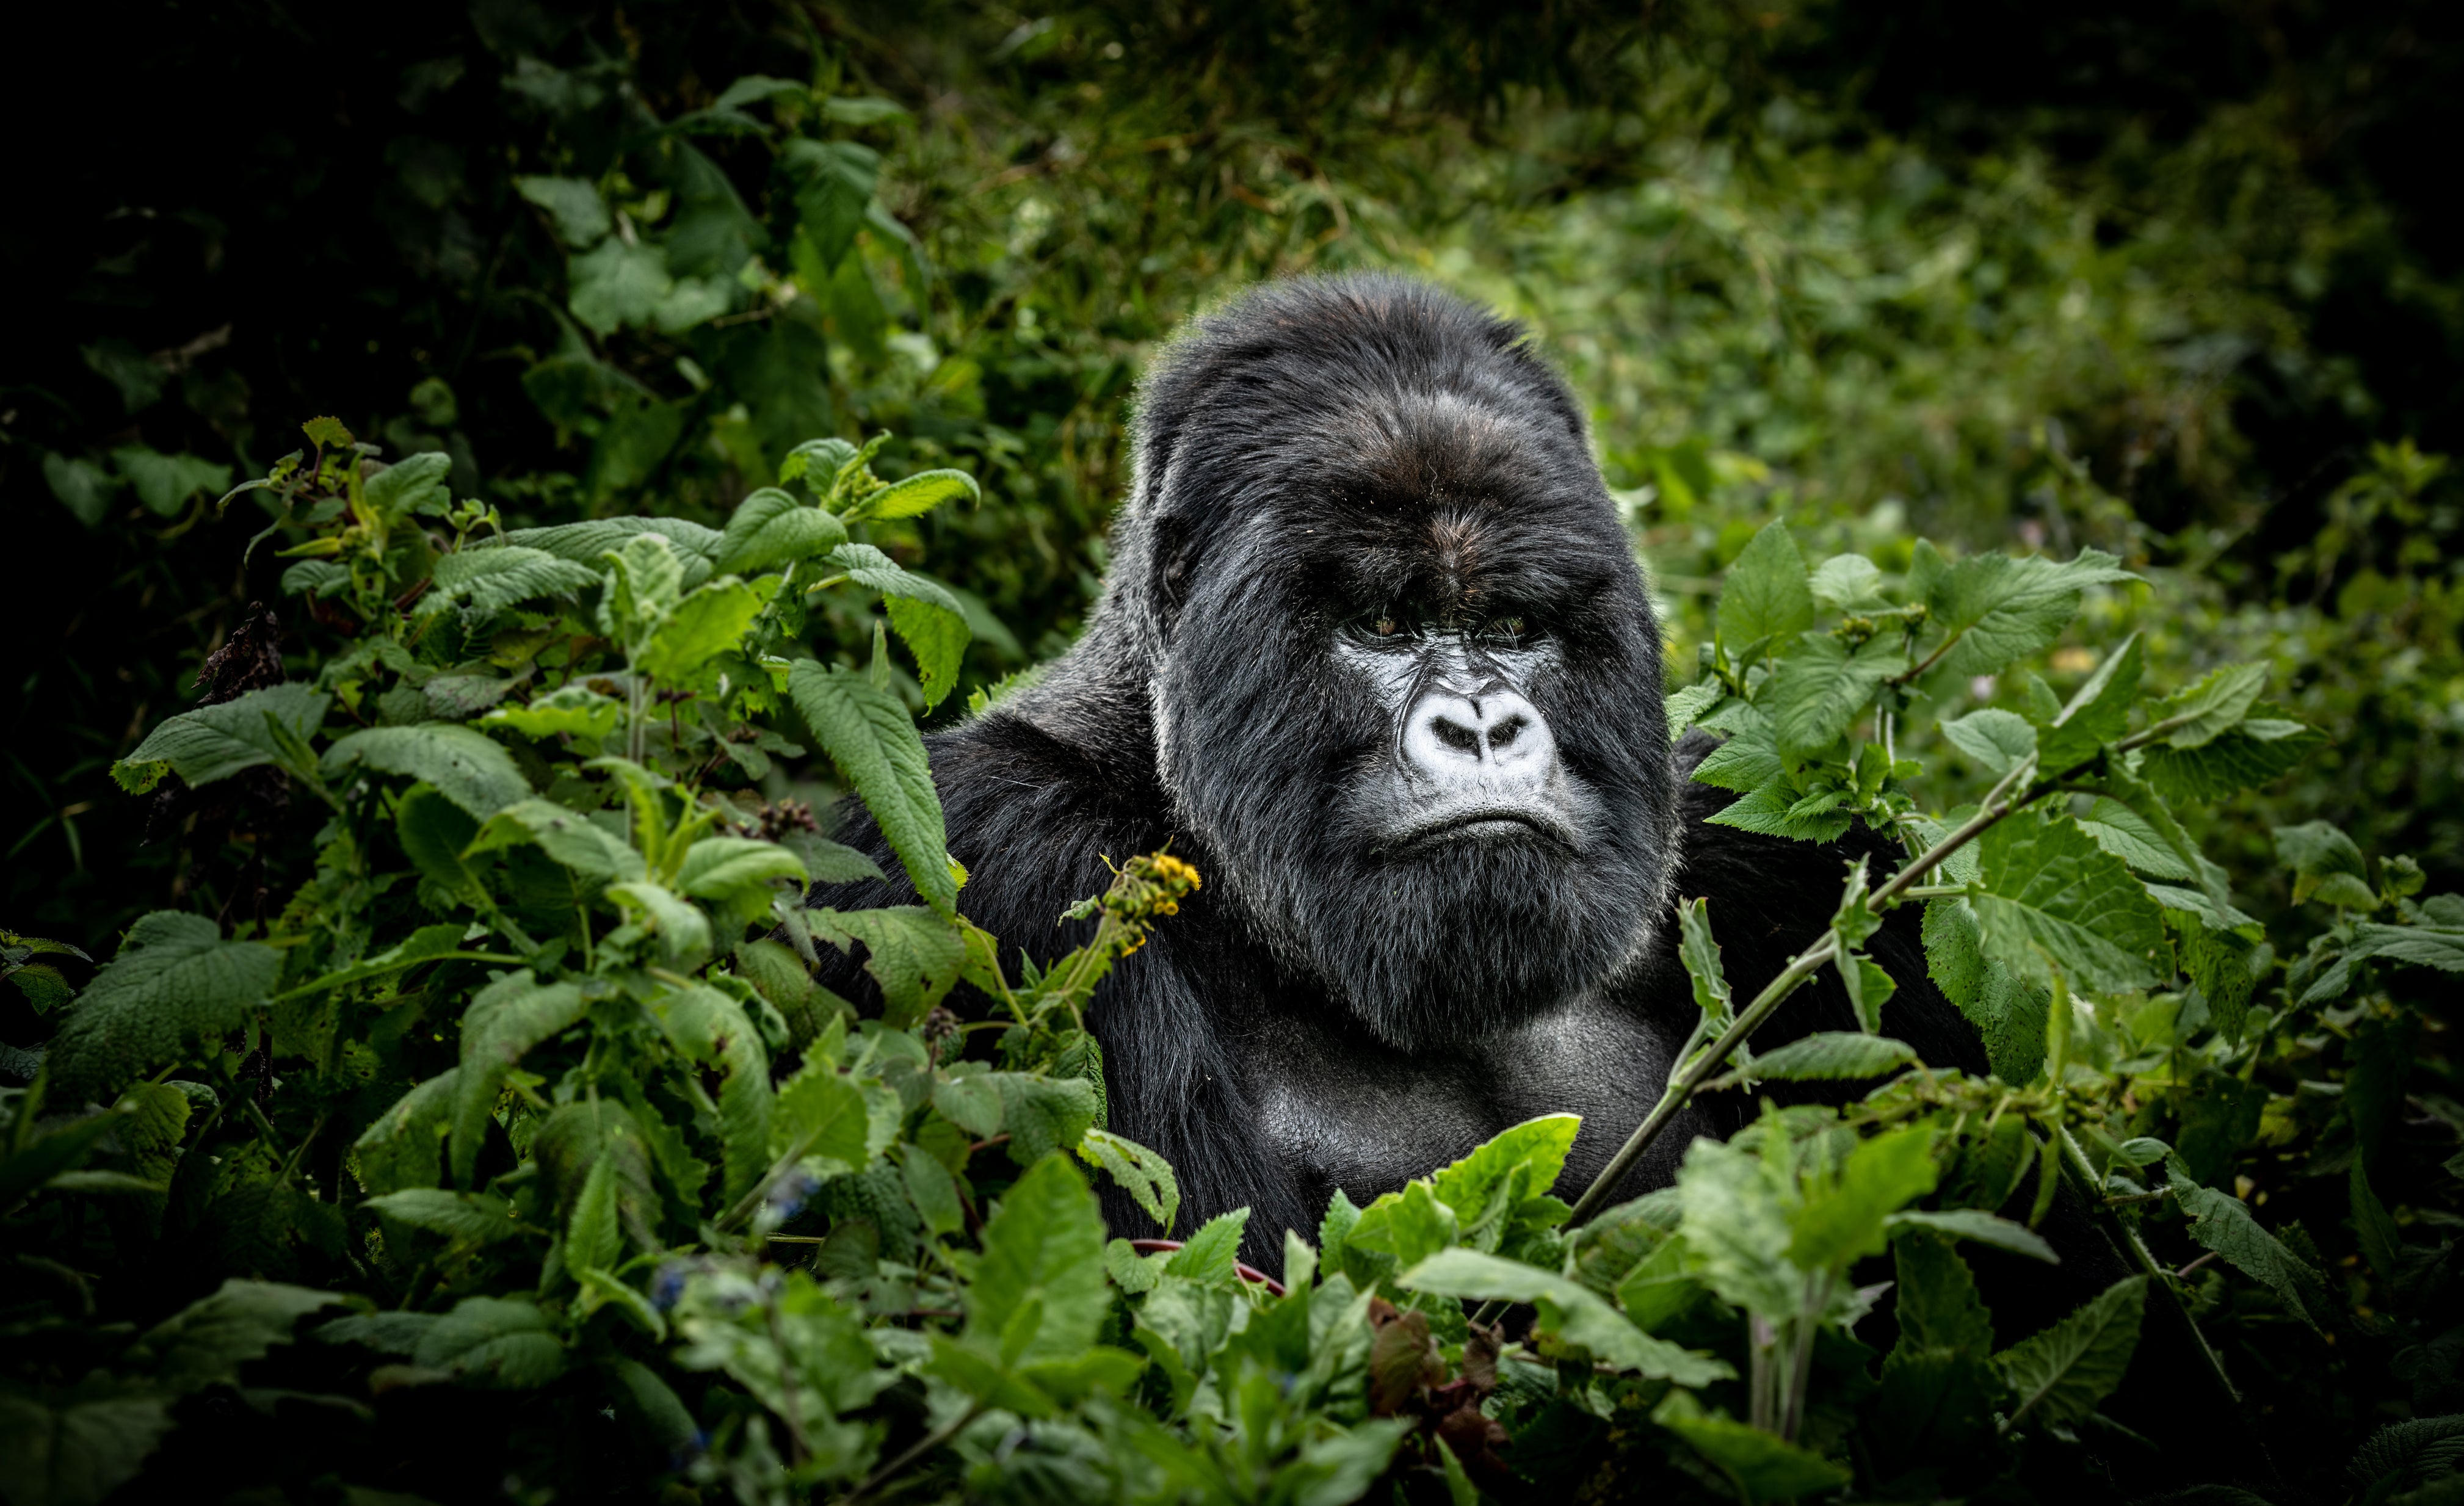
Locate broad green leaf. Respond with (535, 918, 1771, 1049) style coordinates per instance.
(847, 467, 979, 521)
(0, 1392, 173, 1506)
(1665, 680, 1725, 741)
(2352, 1159, 2404, 1289)
(1892, 1231, 1994, 1356)
(47, 913, 279, 1102)
(676, 836, 807, 900)
(365, 1188, 522, 1248)
(1920, 548, 2137, 679)
(1430, 1115, 1581, 1250)
(1763, 631, 1906, 759)
(2348, 921, 2464, 973)
(885, 595, 971, 711)
(566, 1154, 622, 1273)
(1673, 1138, 1800, 1318)
(514, 175, 611, 247)
(2035, 632, 2143, 773)
(322, 724, 531, 817)
(2141, 706, 2320, 803)
(1996, 1275, 2147, 1428)
(771, 1049, 871, 1171)
(1886, 1208, 2059, 1262)
(1347, 1180, 1460, 1274)
(991, 1072, 1101, 1165)
(1973, 812, 2169, 993)
(2154, 662, 2267, 749)
(114, 445, 234, 516)
(498, 517, 722, 587)
(1078, 1127, 1181, 1234)
(808, 905, 963, 1027)
(899, 1142, 966, 1236)
(2274, 820, 2377, 909)
(1810, 552, 1886, 610)
(606, 881, 713, 961)
(483, 684, 623, 742)
(1676, 897, 1733, 1025)
(1650, 1392, 1850, 1503)
(1710, 1031, 1916, 1088)
(1706, 783, 1855, 844)
(2349, 1416, 2464, 1493)
(1788, 1125, 1938, 1273)
(122, 1280, 342, 1396)
(2076, 796, 2195, 880)
(1689, 703, 1782, 793)
(363, 451, 453, 521)
(1612, 1236, 1706, 1331)
(1943, 708, 2037, 775)
(397, 784, 489, 907)
(1164, 1209, 1251, 1286)
(1400, 1249, 1732, 1384)
(413, 1297, 567, 1389)
(637, 577, 767, 683)
(111, 682, 328, 794)
(658, 986, 772, 1204)
(788, 661, 957, 915)
(968, 1154, 1109, 1365)
(714, 487, 849, 574)
(1921, 895, 2048, 1083)
(1717, 519, 1814, 655)
(2165, 1164, 2327, 1331)
(451, 971, 587, 1187)
(353, 1071, 458, 1196)
(568, 237, 673, 335)
(421, 546, 602, 618)
(466, 798, 645, 882)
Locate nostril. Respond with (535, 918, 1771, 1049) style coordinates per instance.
(1432, 717, 1481, 755)
(1489, 714, 1527, 750)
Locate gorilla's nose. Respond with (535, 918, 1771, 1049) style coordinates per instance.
(1402, 687, 1556, 789)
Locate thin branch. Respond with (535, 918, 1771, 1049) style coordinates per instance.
(836, 1402, 984, 1506)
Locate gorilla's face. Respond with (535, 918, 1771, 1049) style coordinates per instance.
(1148, 374, 1677, 1054)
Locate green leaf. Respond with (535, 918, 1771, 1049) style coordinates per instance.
(2154, 662, 2268, 749)
(2274, 820, 2377, 910)
(1690, 704, 1782, 793)
(884, 595, 971, 711)
(1995, 1275, 2146, 1428)
(364, 1188, 522, 1248)
(482, 685, 624, 744)
(497, 517, 722, 586)
(637, 577, 768, 683)
(1920, 548, 2137, 679)
(1676, 897, 1733, 1026)
(2076, 796, 2195, 880)
(606, 881, 714, 961)
(1164, 1209, 1252, 1286)
(466, 798, 646, 882)
(353, 1071, 458, 1196)
(845, 467, 979, 521)
(47, 913, 279, 1102)
(1077, 1127, 1181, 1233)
(2352, 1159, 2404, 1289)
(1763, 632, 1906, 759)
(514, 175, 611, 247)
(364, 452, 454, 521)
(0, 1392, 174, 1506)
(450, 971, 587, 1187)
(1716, 519, 1814, 656)
(968, 1154, 1109, 1366)
(2035, 632, 2143, 773)
(111, 682, 329, 794)
(714, 487, 849, 575)
(413, 1297, 567, 1388)
(1399, 1250, 1733, 1384)
(2348, 921, 2464, 973)
(1891, 1230, 1994, 1356)
(568, 238, 673, 335)
(2350, 1416, 2464, 1493)
(1665, 680, 1725, 741)
(808, 906, 963, 1027)
(422, 547, 603, 618)
(787, 661, 957, 915)
(1788, 1125, 1938, 1273)
(1943, 708, 2037, 776)
(1973, 812, 2170, 993)
(1886, 1208, 2059, 1262)
(566, 1154, 622, 1273)
(898, 1142, 966, 1236)
(1709, 1031, 1916, 1088)
(2141, 709, 2321, 803)
(2165, 1164, 2328, 1331)
(991, 1072, 1100, 1166)
(45, 450, 123, 527)
(1673, 1138, 1800, 1318)
(322, 724, 531, 818)
(657, 986, 772, 1204)
(112, 445, 234, 517)
(771, 1049, 871, 1171)
(1430, 1114, 1581, 1251)
(123, 1280, 342, 1395)
(676, 836, 807, 902)
(1921, 896, 2048, 1084)
(1650, 1392, 1851, 1503)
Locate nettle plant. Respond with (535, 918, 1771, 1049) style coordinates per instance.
(5, 458, 2463, 1505)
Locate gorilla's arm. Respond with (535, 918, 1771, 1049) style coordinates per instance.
(800, 704, 1316, 1243)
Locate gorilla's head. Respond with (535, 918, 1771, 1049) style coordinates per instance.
(1087, 275, 1679, 1051)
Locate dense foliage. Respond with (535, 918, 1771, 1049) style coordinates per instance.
(5, 3, 2464, 1502)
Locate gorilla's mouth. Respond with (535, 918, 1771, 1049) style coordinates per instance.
(1386, 804, 1576, 852)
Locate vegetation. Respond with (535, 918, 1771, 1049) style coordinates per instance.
(4, 3, 2462, 1502)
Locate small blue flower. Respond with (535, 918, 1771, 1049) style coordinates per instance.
(651, 1261, 692, 1312)
(765, 1169, 821, 1222)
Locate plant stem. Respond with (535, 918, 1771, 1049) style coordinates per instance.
(836, 1402, 985, 1506)
(2057, 1125, 2241, 1406)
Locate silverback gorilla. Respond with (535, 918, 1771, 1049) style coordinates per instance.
(805, 274, 1992, 1256)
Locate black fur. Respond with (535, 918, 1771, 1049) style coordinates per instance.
(806, 275, 1990, 1257)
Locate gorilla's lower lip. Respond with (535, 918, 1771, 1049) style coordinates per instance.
(1390, 808, 1568, 849)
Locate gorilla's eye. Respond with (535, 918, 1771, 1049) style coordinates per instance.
(1480, 614, 1534, 645)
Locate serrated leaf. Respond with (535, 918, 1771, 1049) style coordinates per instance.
(1892, 1230, 1994, 1356)
(2348, 921, 2464, 973)
(606, 881, 713, 961)
(1717, 519, 1814, 655)
(2165, 1164, 2328, 1331)
(968, 1154, 1108, 1366)
(1763, 631, 1906, 759)
(450, 971, 587, 1187)
(884, 595, 970, 711)
(787, 661, 956, 915)
(1788, 1125, 1938, 1273)
(1676, 897, 1733, 1026)
(637, 577, 767, 683)
(422, 546, 603, 617)
(1921, 895, 2048, 1083)
(1921, 548, 2138, 679)
(496, 517, 722, 587)
(1665, 680, 1725, 741)
(1996, 1275, 2145, 1428)
(1710, 1031, 1915, 1088)
(47, 913, 279, 1102)
(676, 836, 807, 901)
(1430, 1114, 1580, 1254)
(2076, 796, 2195, 880)
(714, 487, 849, 575)
(1076, 1127, 1181, 1234)
(413, 1297, 567, 1388)
(0, 1392, 173, 1505)
(514, 175, 611, 247)
(808, 905, 963, 1027)
(482, 684, 624, 743)
(111, 682, 329, 794)
(2156, 662, 2268, 749)
(1400, 1249, 1733, 1384)
(1164, 1209, 1250, 1286)
(657, 986, 772, 1204)
(2141, 708, 2321, 803)
(1943, 708, 2036, 775)
(1651, 1392, 1850, 1504)
(364, 1188, 522, 1247)
(1973, 813, 2169, 993)
(2350, 1416, 2464, 1491)
(123, 1280, 342, 1396)
(847, 468, 979, 521)
(771, 1049, 871, 1170)
(992, 1073, 1100, 1166)
(1886, 1207, 2059, 1262)
(467, 798, 645, 882)
(354, 1071, 458, 1196)
(322, 724, 531, 817)
(2274, 820, 2375, 909)
(1706, 783, 1855, 844)
(2036, 632, 2143, 773)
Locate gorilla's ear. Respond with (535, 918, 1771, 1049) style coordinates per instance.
(1152, 515, 1195, 637)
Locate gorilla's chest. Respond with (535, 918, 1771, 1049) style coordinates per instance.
(1233, 990, 1697, 1211)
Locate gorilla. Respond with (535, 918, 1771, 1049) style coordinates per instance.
(806, 273, 1989, 1252)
